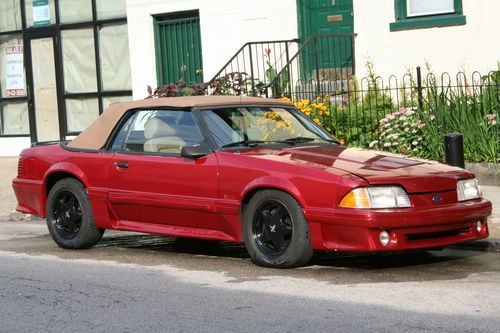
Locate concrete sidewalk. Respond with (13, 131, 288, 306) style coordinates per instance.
(1, 156, 499, 243)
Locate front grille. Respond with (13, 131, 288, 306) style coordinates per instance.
(406, 227, 469, 241)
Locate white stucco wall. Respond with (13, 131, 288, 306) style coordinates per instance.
(126, 0, 299, 99)
(126, 0, 499, 98)
(0, 137, 31, 156)
(353, 0, 500, 79)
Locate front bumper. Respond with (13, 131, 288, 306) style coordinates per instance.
(306, 198, 492, 251)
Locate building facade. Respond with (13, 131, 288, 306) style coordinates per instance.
(1, 0, 499, 155)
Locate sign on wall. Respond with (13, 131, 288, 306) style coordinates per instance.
(33, 0, 50, 26)
(5, 45, 25, 97)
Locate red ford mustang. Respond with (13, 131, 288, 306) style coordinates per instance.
(12, 96, 492, 267)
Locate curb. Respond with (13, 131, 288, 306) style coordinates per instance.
(8, 212, 43, 222)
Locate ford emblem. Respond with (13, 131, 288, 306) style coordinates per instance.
(432, 196, 442, 203)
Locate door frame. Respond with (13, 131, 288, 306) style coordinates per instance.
(24, 28, 66, 142)
(297, 0, 355, 40)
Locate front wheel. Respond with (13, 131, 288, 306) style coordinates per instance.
(243, 190, 313, 268)
(46, 178, 104, 249)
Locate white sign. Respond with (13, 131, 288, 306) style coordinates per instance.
(33, 0, 50, 26)
(5, 45, 25, 97)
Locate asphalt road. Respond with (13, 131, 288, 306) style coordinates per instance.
(1, 220, 500, 332)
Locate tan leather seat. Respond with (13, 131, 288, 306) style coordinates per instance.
(143, 118, 185, 153)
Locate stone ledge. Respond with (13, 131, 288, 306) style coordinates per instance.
(466, 163, 500, 186)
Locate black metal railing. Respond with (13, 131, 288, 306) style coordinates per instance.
(263, 34, 357, 99)
(204, 39, 299, 96)
(204, 34, 357, 99)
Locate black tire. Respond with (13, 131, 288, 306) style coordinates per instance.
(243, 189, 313, 268)
(46, 178, 104, 249)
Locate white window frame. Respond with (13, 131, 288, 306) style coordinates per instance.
(406, 0, 455, 17)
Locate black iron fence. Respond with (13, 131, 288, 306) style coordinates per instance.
(155, 34, 498, 162)
(285, 66, 499, 162)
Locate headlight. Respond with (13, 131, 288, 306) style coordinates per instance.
(339, 186, 411, 209)
(457, 178, 481, 201)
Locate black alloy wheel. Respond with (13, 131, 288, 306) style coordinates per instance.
(46, 178, 104, 249)
(243, 189, 313, 268)
(51, 190, 83, 239)
(253, 200, 294, 256)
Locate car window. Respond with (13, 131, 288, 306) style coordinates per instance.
(199, 107, 332, 148)
(110, 109, 204, 154)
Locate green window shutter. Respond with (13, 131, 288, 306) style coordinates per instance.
(154, 11, 203, 85)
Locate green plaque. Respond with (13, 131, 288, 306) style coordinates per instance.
(33, 0, 50, 27)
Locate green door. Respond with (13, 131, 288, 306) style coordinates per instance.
(297, 0, 354, 72)
(154, 11, 203, 85)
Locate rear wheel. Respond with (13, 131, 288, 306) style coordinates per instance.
(46, 178, 104, 249)
(243, 190, 313, 268)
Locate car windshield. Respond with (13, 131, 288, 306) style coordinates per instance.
(199, 106, 336, 149)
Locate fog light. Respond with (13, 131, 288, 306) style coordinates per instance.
(476, 221, 482, 233)
(379, 231, 390, 246)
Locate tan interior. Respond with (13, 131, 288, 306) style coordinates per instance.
(143, 117, 185, 154)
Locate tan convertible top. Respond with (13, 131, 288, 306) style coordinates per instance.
(67, 96, 293, 150)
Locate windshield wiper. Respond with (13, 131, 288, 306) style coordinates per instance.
(278, 137, 338, 145)
(221, 140, 266, 149)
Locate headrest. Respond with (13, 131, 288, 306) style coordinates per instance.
(144, 117, 176, 139)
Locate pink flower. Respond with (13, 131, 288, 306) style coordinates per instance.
(369, 140, 378, 148)
(383, 142, 391, 147)
(488, 120, 497, 125)
(486, 114, 497, 120)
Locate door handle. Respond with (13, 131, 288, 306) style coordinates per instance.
(114, 161, 128, 169)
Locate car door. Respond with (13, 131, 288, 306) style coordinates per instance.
(106, 108, 221, 234)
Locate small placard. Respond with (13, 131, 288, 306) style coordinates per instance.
(5, 45, 25, 97)
(33, 0, 50, 27)
(327, 15, 343, 22)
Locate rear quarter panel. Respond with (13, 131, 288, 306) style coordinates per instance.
(13, 144, 112, 225)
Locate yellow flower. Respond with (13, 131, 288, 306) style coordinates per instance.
(340, 139, 345, 145)
(280, 96, 291, 102)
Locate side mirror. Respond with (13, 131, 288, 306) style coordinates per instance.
(180, 143, 210, 159)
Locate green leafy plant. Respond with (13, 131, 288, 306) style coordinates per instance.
(208, 72, 265, 96)
(264, 48, 289, 98)
(146, 79, 205, 98)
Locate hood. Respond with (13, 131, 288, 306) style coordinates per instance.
(240, 145, 473, 193)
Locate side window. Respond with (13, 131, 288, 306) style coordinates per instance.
(198, 109, 244, 147)
(110, 109, 204, 154)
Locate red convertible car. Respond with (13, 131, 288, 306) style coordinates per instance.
(13, 96, 491, 267)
